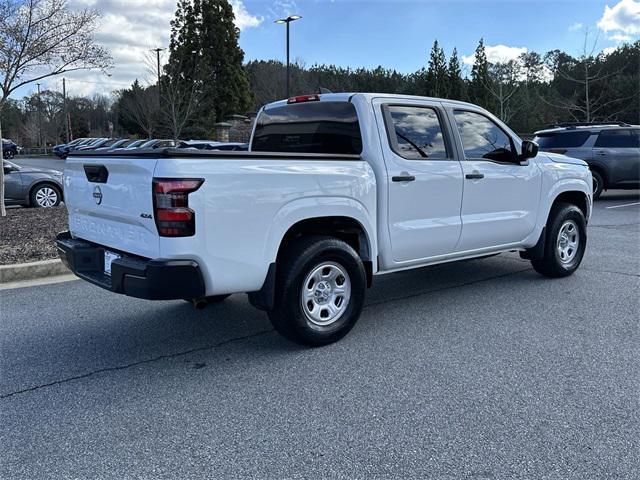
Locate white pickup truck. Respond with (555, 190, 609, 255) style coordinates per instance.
(57, 93, 592, 346)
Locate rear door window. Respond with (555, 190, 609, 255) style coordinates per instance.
(595, 129, 639, 148)
(252, 101, 362, 155)
(534, 131, 592, 149)
(384, 105, 449, 160)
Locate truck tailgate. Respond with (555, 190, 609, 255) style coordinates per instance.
(64, 156, 160, 259)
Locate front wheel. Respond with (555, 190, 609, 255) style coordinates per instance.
(30, 183, 62, 208)
(531, 203, 587, 278)
(4, 150, 14, 159)
(268, 236, 366, 346)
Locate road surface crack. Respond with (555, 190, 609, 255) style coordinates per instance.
(0, 329, 273, 400)
(0, 266, 537, 400)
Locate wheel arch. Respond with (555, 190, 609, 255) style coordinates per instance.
(250, 205, 377, 312)
(28, 180, 64, 206)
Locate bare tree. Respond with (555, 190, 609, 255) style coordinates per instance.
(149, 51, 201, 142)
(117, 81, 159, 139)
(542, 29, 629, 123)
(481, 60, 520, 122)
(0, 0, 111, 215)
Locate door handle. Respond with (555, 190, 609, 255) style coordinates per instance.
(595, 151, 606, 156)
(392, 175, 416, 182)
(465, 172, 484, 180)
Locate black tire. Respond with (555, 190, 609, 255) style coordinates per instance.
(29, 183, 62, 208)
(268, 236, 366, 347)
(531, 203, 587, 278)
(4, 150, 14, 159)
(591, 170, 604, 199)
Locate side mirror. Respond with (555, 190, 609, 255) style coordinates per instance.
(521, 140, 539, 159)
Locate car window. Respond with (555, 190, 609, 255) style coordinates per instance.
(454, 110, 516, 162)
(595, 129, 640, 148)
(252, 101, 362, 155)
(386, 105, 448, 160)
(534, 131, 592, 149)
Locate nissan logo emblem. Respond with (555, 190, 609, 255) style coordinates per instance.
(93, 186, 103, 205)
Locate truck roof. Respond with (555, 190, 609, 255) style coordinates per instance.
(263, 92, 481, 110)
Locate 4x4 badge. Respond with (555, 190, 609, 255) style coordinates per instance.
(93, 186, 103, 205)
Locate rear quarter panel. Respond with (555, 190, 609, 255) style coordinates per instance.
(155, 158, 377, 295)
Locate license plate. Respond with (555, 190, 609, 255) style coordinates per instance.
(104, 251, 120, 276)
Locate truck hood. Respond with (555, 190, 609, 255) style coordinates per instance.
(544, 152, 588, 167)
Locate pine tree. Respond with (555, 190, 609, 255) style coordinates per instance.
(426, 40, 447, 97)
(166, 0, 253, 137)
(470, 38, 491, 108)
(447, 48, 464, 100)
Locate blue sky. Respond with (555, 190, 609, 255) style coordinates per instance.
(14, 0, 640, 98)
(239, 0, 635, 73)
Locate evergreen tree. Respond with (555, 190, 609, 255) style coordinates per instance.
(166, 0, 253, 136)
(470, 38, 491, 108)
(447, 48, 464, 100)
(426, 40, 447, 97)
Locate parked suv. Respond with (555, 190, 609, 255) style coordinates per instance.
(533, 123, 640, 198)
(2, 139, 19, 159)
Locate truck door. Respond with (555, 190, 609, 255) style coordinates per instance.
(373, 99, 464, 264)
(450, 109, 541, 252)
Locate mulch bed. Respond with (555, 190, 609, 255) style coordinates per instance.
(0, 207, 68, 265)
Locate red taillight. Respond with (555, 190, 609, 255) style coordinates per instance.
(287, 94, 320, 104)
(152, 178, 203, 237)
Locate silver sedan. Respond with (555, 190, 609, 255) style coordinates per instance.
(3, 160, 64, 207)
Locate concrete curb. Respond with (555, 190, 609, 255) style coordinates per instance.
(0, 259, 70, 284)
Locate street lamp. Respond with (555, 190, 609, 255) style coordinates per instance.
(151, 47, 165, 105)
(275, 15, 302, 98)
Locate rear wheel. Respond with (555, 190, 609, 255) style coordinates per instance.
(30, 183, 61, 208)
(591, 170, 604, 199)
(531, 203, 587, 278)
(4, 149, 14, 159)
(268, 236, 366, 346)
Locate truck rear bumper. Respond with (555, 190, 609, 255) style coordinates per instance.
(56, 231, 205, 300)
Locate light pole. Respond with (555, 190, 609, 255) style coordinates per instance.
(275, 15, 302, 98)
(36, 83, 43, 148)
(151, 47, 164, 105)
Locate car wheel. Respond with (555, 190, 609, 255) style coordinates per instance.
(4, 150, 14, 159)
(531, 202, 587, 278)
(591, 171, 604, 199)
(30, 183, 62, 208)
(268, 236, 366, 346)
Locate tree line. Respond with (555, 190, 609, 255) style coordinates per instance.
(2, 0, 639, 148)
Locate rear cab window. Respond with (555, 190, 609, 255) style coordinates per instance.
(252, 101, 362, 155)
(534, 131, 592, 149)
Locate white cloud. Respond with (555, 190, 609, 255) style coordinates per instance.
(609, 32, 634, 41)
(37, 0, 262, 97)
(462, 44, 528, 65)
(230, 0, 263, 29)
(601, 46, 618, 56)
(568, 22, 583, 32)
(597, 0, 640, 37)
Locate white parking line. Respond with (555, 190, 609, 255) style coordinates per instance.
(606, 202, 640, 209)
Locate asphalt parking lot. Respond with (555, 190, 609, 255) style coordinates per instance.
(1, 190, 638, 479)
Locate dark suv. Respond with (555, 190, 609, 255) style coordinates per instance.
(533, 123, 639, 198)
